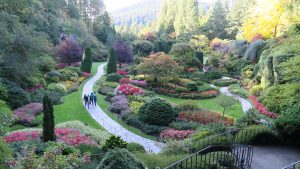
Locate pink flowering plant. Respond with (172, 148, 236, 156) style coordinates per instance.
(82, 72, 91, 78)
(4, 130, 40, 143)
(116, 84, 144, 95)
(13, 103, 43, 125)
(250, 96, 278, 118)
(160, 129, 194, 140)
(117, 70, 128, 75)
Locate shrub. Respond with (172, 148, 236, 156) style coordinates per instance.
(199, 71, 223, 83)
(212, 78, 238, 86)
(106, 73, 122, 82)
(135, 153, 186, 169)
(0, 138, 12, 167)
(47, 83, 67, 95)
(45, 90, 63, 105)
(107, 48, 117, 74)
(192, 130, 213, 142)
(98, 148, 144, 169)
(8, 86, 30, 109)
(126, 143, 146, 153)
(4, 130, 41, 143)
(175, 87, 189, 93)
(55, 128, 97, 146)
(139, 98, 176, 126)
(43, 95, 55, 142)
(102, 136, 127, 151)
(13, 103, 43, 126)
(250, 96, 278, 118)
(116, 84, 144, 95)
(179, 111, 235, 126)
(129, 101, 144, 114)
(117, 70, 128, 76)
(0, 100, 14, 135)
(130, 80, 147, 87)
(98, 86, 114, 95)
(250, 84, 263, 96)
(0, 83, 8, 101)
(119, 78, 130, 84)
(275, 102, 300, 143)
(160, 129, 194, 140)
(169, 120, 201, 130)
(187, 82, 198, 91)
(58, 67, 79, 81)
(37, 55, 56, 72)
(261, 84, 300, 114)
(109, 95, 131, 114)
(56, 121, 111, 146)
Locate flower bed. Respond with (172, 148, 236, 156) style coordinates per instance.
(119, 78, 130, 84)
(116, 84, 144, 95)
(5, 128, 97, 146)
(250, 96, 278, 119)
(160, 129, 194, 140)
(130, 80, 147, 87)
(179, 111, 235, 125)
(117, 70, 128, 76)
(13, 103, 43, 126)
(153, 88, 219, 99)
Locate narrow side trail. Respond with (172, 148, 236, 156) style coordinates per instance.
(82, 63, 163, 153)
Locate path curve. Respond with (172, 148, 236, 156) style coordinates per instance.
(210, 84, 252, 113)
(82, 64, 164, 153)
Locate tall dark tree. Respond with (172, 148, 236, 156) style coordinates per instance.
(67, 0, 80, 19)
(107, 48, 117, 74)
(43, 95, 55, 142)
(93, 12, 114, 43)
(114, 41, 133, 68)
(55, 37, 83, 65)
(81, 47, 93, 73)
(205, 1, 228, 39)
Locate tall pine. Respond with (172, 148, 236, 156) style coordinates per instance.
(107, 47, 117, 74)
(81, 47, 93, 73)
(43, 95, 55, 142)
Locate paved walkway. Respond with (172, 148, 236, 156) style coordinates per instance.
(210, 84, 252, 113)
(251, 146, 300, 169)
(82, 64, 164, 153)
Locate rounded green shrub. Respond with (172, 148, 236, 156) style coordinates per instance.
(139, 98, 176, 126)
(106, 73, 122, 83)
(102, 135, 127, 151)
(126, 143, 146, 153)
(187, 82, 198, 91)
(98, 148, 144, 169)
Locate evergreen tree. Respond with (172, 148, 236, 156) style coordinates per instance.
(205, 1, 228, 39)
(43, 95, 55, 142)
(107, 48, 117, 74)
(67, 0, 80, 19)
(80, 47, 93, 73)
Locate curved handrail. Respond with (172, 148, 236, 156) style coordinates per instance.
(282, 160, 300, 169)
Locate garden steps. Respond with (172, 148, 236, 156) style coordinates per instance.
(82, 63, 164, 153)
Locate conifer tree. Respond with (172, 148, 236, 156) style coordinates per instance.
(43, 95, 55, 142)
(107, 48, 117, 74)
(81, 47, 93, 73)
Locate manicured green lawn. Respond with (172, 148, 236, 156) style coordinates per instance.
(159, 94, 244, 119)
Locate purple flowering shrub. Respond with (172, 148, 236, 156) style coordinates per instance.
(13, 103, 43, 126)
(108, 95, 131, 114)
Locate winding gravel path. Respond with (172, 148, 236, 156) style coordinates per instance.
(210, 84, 252, 113)
(82, 64, 164, 153)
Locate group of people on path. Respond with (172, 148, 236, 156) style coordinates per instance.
(83, 92, 97, 109)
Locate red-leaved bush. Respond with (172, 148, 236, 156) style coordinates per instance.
(56, 63, 68, 69)
(160, 129, 194, 140)
(117, 70, 128, 76)
(119, 78, 130, 84)
(82, 72, 91, 78)
(130, 80, 147, 87)
(116, 84, 144, 95)
(179, 111, 235, 125)
(250, 96, 278, 118)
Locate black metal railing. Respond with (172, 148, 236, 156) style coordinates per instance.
(282, 161, 300, 169)
(165, 145, 253, 169)
(192, 128, 278, 153)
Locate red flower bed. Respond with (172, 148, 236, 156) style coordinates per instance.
(179, 111, 235, 125)
(116, 84, 144, 95)
(119, 78, 130, 84)
(117, 70, 128, 76)
(4, 131, 40, 143)
(82, 72, 91, 78)
(250, 96, 278, 118)
(5, 128, 97, 146)
(160, 129, 194, 140)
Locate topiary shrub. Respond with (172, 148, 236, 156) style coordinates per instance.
(98, 148, 144, 169)
(106, 73, 122, 83)
(81, 47, 93, 73)
(126, 143, 146, 153)
(102, 135, 127, 151)
(187, 82, 198, 91)
(139, 98, 176, 126)
(107, 48, 117, 74)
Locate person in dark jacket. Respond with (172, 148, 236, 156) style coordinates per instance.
(89, 93, 94, 106)
(83, 94, 89, 109)
(93, 92, 97, 106)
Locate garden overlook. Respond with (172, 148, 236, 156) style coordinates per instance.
(0, 0, 300, 169)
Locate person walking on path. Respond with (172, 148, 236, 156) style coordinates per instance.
(89, 93, 94, 107)
(83, 94, 89, 109)
(93, 92, 97, 106)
